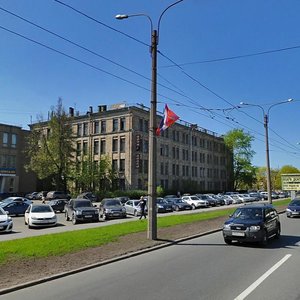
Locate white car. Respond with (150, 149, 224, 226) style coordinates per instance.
(24, 204, 57, 228)
(181, 195, 209, 209)
(0, 206, 13, 233)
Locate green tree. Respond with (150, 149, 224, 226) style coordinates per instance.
(26, 98, 75, 191)
(223, 129, 256, 190)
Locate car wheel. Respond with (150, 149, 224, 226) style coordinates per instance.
(28, 224, 32, 229)
(175, 206, 179, 211)
(65, 212, 70, 221)
(261, 230, 268, 246)
(286, 214, 290, 218)
(224, 238, 232, 245)
(72, 214, 77, 225)
(275, 225, 281, 239)
(191, 204, 196, 210)
(134, 210, 138, 217)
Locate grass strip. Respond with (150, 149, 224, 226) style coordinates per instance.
(0, 199, 289, 264)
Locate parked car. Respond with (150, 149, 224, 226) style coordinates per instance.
(36, 191, 48, 200)
(48, 199, 68, 213)
(25, 192, 39, 200)
(65, 199, 99, 224)
(46, 191, 71, 200)
(249, 192, 262, 201)
(24, 204, 57, 228)
(113, 196, 130, 205)
(222, 203, 281, 246)
(77, 192, 98, 202)
(166, 198, 193, 211)
(286, 198, 300, 218)
(260, 192, 268, 200)
(99, 198, 127, 220)
(124, 199, 147, 216)
(0, 206, 13, 233)
(237, 194, 254, 203)
(0, 197, 32, 216)
(182, 195, 209, 209)
(156, 198, 173, 213)
(278, 191, 289, 199)
(222, 195, 235, 205)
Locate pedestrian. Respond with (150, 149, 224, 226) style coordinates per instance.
(139, 196, 147, 220)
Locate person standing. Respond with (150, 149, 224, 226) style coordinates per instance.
(139, 196, 147, 220)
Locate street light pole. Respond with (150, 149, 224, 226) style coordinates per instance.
(240, 99, 293, 204)
(116, 1, 183, 240)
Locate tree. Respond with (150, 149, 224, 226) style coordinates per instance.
(223, 129, 256, 190)
(26, 98, 75, 191)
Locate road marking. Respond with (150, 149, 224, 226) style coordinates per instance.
(234, 254, 292, 300)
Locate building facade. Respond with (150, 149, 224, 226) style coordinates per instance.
(68, 104, 233, 193)
(0, 124, 36, 195)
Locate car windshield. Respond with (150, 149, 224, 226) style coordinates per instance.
(232, 207, 263, 219)
(31, 205, 53, 213)
(190, 196, 199, 200)
(156, 199, 167, 204)
(133, 200, 140, 206)
(175, 199, 185, 203)
(290, 200, 300, 206)
(74, 201, 92, 208)
(0, 207, 5, 215)
(104, 200, 121, 206)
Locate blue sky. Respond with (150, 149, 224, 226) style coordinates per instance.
(1, 0, 300, 169)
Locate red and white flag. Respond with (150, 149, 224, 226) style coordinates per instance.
(156, 104, 179, 136)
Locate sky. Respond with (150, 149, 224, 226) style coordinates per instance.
(1, 0, 300, 170)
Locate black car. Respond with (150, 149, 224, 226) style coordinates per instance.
(77, 192, 99, 202)
(223, 204, 281, 246)
(48, 199, 68, 213)
(166, 198, 193, 211)
(65, 199, 99, 225)
(99, 198, 127, 220)
(286, 198, 300, 218)
(156, 198, 173, 213)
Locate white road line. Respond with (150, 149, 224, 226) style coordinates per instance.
(234, 254, 292, 300)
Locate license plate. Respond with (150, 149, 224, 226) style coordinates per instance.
(113, 213, 120, 216)
(232, 231, 245, 237)
(84, 215, 93, 218)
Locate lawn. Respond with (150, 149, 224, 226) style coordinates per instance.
(0, 199, 289, 264)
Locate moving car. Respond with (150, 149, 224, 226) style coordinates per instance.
(24, 204, 57, 228)
(124, 199, 147, 216)
(286, 198, 300, 218)
(0, 206, 13, 233)
(99, 198, 127, 220)
(0, 197, 32, 216)
(65, 199, 99, 224)
(223, 203, 280, 246)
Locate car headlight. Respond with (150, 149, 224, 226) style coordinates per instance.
(31, 216, 38, 220)
(7, 216, 12, 221)
(106, 209, 112, 213)
(75, 210, 82, 215)
(286, 208, 291, 212)
(249, 225, 261, 231)
(223, 224, 231, 230)
(157, 205, 163, 208)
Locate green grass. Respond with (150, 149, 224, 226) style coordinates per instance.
(0, 199, 290, 265)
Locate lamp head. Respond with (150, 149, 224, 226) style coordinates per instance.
(115, 14, 128, 20)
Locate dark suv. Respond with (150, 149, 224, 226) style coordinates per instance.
(65, 199, 99, 225)
(222, 204, 280, 246)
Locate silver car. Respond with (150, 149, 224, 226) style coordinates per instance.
(124, 200, 146, 216)
(0, 206, 13, 233)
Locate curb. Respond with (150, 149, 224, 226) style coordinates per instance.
(0, 208, 286, 295)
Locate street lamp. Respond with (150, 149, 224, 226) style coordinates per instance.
(240, 99, 293, 204)
(116, 1, 184, 240)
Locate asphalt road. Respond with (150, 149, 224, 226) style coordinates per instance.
(2, 215, 299, 300)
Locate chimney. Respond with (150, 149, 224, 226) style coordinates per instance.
(89, 106, 93, 114)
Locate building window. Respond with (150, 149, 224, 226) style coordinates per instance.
(143, 140, 148, 153)
(112, 138, 118, 152)
(83, 123, 88, 136)
(144, 120, 149, 132)
(2, 132, 8, 147)
(94, 121, 99, 134)
(120, 159, 125, 171)
(101, 120, 106, 133)
(93, 140, 99, 155)
(83, 141, 88, 155)
(144, 160, 148, 174)
(120, 137, 126, 153)
(120, 117, 126, 131)
(139, 119, 143, 131)
(112, 159, 118, 172)
(77, 124, 82, 137)
(113, 119, 118, 132)
(11, 134, 17, 148)
(76, 142, 81, 156)
(160, 162, 164, 175)
(100, 139, 106, 154)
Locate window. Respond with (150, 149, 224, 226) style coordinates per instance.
(83, 123, 88, 136)
(144, 159, 148, 174)
(100, 139, 106, 154)
(11, 134, 17, 148)
(144, 120, 149, 132)
(77, 124, 82, 137)
(112, 138, 118, 152)
(143, 140, 148, 153)
(139, 119, 143, 131)
(93, 140, 99, 155)
(120, 117, 126, 131)
(83, 141, 88, 155)
(120, 159, 125, 171)
(112, 159, 118, 172)
(113, 119, 118, 132)
(94, 121, 99, 134)
(120, 137, 126, 153)
(101, 120, 106, 133)
(3, 132, 8, 147)
(76, 142, 81, 156)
